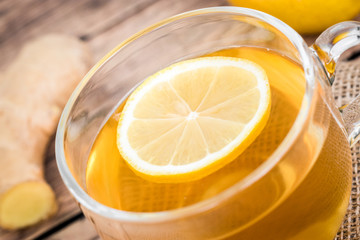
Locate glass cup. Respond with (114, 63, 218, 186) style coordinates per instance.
(55, 7, 360, 239)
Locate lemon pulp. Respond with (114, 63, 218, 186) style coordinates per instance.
(117, 57, 271, 183)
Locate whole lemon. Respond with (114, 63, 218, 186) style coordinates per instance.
(229, 0, 360, 34)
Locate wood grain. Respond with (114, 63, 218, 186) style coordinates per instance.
(0, 0, 227, 239)
(43, 216, 99, 240)
(0, 0, 157, 70)
(89, 0, 228, 62)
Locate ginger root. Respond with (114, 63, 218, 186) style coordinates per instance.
(0, 35, 92, 229)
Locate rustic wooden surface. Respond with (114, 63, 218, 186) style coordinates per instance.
(0, 1, 227, 239)
(0, 1, 359, 239)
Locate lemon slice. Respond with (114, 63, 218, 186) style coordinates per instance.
(117, 57, 271, 183)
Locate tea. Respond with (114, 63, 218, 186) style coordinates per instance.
(85, 47, 351, 239)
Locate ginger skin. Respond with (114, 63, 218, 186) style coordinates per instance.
(0, 35, 92, 229)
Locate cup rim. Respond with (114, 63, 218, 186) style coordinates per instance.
(55, 6, 315, 222)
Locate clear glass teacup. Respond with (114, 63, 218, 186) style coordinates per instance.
(56, 7, 360, 239)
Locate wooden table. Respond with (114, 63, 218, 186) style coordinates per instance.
(0, 1, 359, 239)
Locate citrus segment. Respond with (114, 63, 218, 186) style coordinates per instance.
(117, 57, 271, 182)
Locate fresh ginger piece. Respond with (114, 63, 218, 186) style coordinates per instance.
(0, 182, 57, 229)
(0, 34, 92, 230)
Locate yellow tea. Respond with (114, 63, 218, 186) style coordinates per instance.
(85, 47, 351, 239)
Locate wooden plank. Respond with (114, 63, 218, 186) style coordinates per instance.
(89, 0, 228, 61)
(43, 216, 99, 240)
(0, 0, 157, 70)
(0, 1, 227, 239)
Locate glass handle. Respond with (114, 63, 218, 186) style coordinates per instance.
(311, 21, 360, 146)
